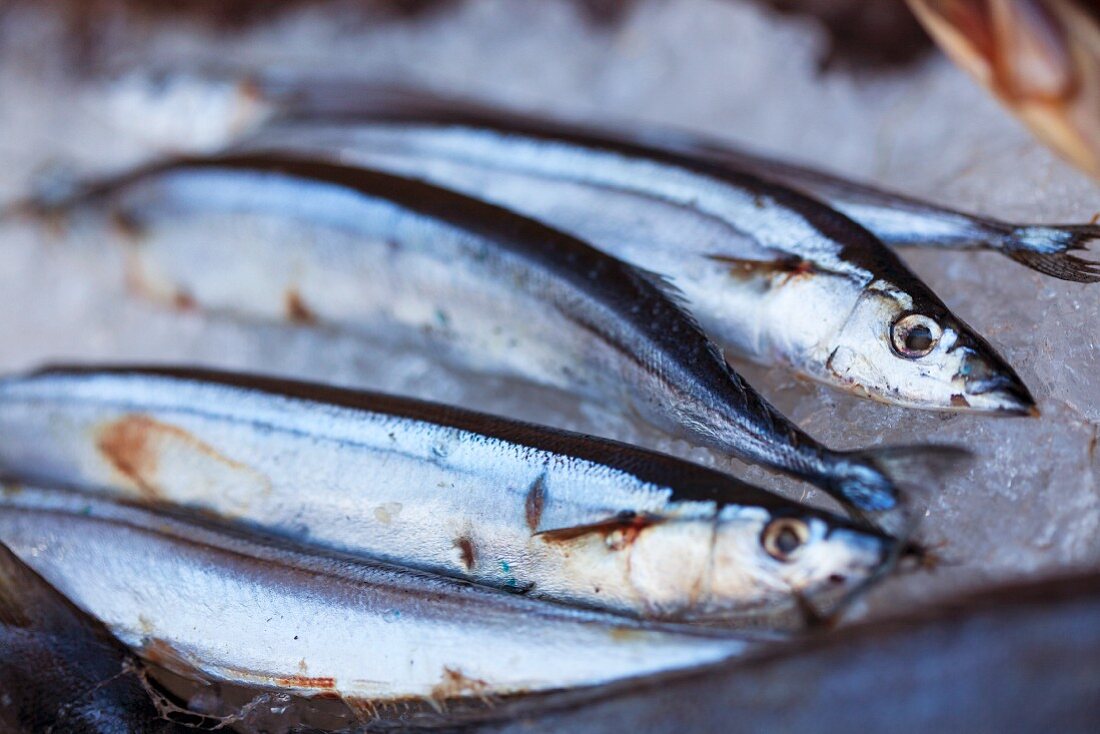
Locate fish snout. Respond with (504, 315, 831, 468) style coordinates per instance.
(957, 351, 1036, 415)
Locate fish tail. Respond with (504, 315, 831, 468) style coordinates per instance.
(1000, 224, 1100, 283)
(829, 444, 971, 513)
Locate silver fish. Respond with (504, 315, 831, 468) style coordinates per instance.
(236, 87, 1035, 416)
(0, 485, 753, 703)
(0, 539, 197, 733)
(27, 157, 952, 512)
(697, 141, 1100, 283)
(0, 366, 898, 626)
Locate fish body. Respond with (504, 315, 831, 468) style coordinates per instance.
(88, 69, 1099, 282)
(35, 156, 938, 511)
(0, 539, 187, 733)
(0, 485, 752, 703)
(234, 89, 1033, 416)
(0, 366, 896, 626)
(697, 141, 1100, 282)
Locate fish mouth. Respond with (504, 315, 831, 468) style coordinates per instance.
(961, 373, 1037, 416)
(956, 348, 1037, 416)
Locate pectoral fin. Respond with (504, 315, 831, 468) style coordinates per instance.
(705, 253, 818, 282)
(534, 512, 663, 545)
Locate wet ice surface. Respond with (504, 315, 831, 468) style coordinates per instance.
(0, 0, 1098, 663)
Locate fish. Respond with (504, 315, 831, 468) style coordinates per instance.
(694, 138, 1100, 283)
(0, 366, 899, 627)
(908, 0, 1100, 182)
(22, 156, 958, 513)
(80, 69, 1100, 282)
(0, 538, 195, 732)
(484, 571, 1100, 734)
(232, 85, 1035, 416)
(0, 484, 754, 704)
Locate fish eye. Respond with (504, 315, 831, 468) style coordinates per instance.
(761, 518, 809, 562)
(890, 314, 942, 359)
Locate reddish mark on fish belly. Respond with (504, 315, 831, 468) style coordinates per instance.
(120, 251, 196, 312)
(275, 675, 337, 690)
(950, 394, 971, 408)
(524, 475, 547, 532)
(140, 638, 211, 682)
(285, 287, 316, 324)
(430, 667, 491, 703)
(455, 536, 477, 570)
(96, 414, 264, 501)
(97, 415, 163, 500)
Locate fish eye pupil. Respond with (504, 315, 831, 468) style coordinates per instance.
(905, 325, 934, 352)
(776, 527, 800, 554)
(763, 518, 809, 561)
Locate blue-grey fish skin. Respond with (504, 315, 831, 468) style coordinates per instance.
(238, 85, 1034, 418)
(0, 484, 755, 702)
(698, 142, 1100, 283)
(0, 366, 897, 625)
(38, 154, 927, 512)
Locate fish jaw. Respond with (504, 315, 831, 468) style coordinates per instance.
(953, 348, 1038, 415)
(816, 281, 1034, 415)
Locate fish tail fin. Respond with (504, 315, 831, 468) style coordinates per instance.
(830, 444, 971, 513)
(1001, 224, 1100, 283)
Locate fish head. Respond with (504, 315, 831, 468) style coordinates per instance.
(704, 505, 895, 625)
(821, 278, 1034, 414)
(547, 504, 890, 626)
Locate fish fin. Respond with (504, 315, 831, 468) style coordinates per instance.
(628, 265, 782, 427)
(704, 253, 816, 278)
(829, 444, 972, 513)
(534, 512, 662, 543)
(631, 266, 693, 310)
(999, 225, 1100, 282)
(630, 266, 734, 365)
